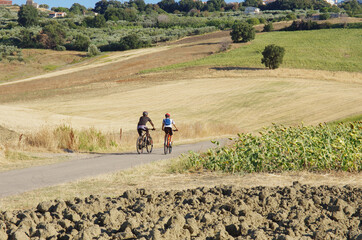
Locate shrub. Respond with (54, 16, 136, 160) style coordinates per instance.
(84, 15, 107, 28)
(119, 34, 151, 50)
(0, 45, 23, 62)
(263, 22, 273, 32)
(218, 39, 231, 52)
(185, 122, 362, 173)
(87, 44, 101, 57)
(261, 44, 285, 69)
(319, 13, 330, 20)
(258, 18, 266, 24)
(230, 22, 255, 43)
(19, 29, 39, 48)
(71, 34, 91, 51)
(283, 20, 319, 31)
(54, 45, 66, 51)
(38, 21, 66, 49)
(247, 17, 260, 25)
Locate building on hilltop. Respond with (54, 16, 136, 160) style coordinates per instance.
(26, 0, 39, 8)
(325, 0, 338, 4)
(245, 7, 260, 14)
(0, 1, 12, 5)
(49, 12, 67, 18)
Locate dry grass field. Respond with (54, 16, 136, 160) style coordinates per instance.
(0, 49, 87, 84)
(1, 67, 361, 134)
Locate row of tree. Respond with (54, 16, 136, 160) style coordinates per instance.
(34, 0, 361, 15)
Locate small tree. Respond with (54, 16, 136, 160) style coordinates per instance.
(319, 13, 330, 20)
(39, 4, 49, 9)
(87, 44, 101, 57)
(38, 22, 66, 49)
(261, 44, 285, 69)
(17, 5, 38, 27)
(246, 17, 260, 26)
(263, 22, 273, 32)
(230, 22, 255, 43)
(119, 34, 150, 50)
(72, 34, 91, 51)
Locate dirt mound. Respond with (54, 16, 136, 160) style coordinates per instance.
(0, 182, 361, 239)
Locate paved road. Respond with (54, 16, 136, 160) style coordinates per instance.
(0, 140, 220, 198)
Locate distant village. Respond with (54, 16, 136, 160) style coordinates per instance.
(0, 0, 68, 18)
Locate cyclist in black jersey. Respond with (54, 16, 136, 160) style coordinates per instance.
(137, 111, 155, 137)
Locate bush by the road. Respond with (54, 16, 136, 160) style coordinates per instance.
(186, 122, 362, 173)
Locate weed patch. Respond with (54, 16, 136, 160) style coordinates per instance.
(43, 65, 59, 71)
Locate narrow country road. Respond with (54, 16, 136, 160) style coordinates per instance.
(0, 140, 219, 198)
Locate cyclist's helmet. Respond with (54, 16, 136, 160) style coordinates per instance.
(143, 111, 148, 117)
(165, 113, 170, 118)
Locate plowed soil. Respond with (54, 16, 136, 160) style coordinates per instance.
(1, 183, 361, 239)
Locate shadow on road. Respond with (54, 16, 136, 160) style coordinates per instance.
(210, 67, 265, 71)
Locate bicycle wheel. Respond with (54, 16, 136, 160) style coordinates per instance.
(164, 135, 168, 155)
(169, 141, 172, 154)
(136, 136, 143, 154)
(146, 136, 153, 153)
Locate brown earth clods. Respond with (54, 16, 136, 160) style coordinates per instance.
(0, 182, 361, 240)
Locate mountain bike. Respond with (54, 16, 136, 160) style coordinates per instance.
(136, 129, 154, 154)
(164, 129, 178, 154)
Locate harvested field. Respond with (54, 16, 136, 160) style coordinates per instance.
(0, 183, 361, 239)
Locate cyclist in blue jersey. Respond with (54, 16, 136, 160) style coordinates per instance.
(162, 113, 178, 146)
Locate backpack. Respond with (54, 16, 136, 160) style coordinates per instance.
(163, 118, 171, 126)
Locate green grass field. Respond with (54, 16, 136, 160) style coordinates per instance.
(143, 29, 362, 72)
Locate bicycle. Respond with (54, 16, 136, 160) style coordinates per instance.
(136, 129, 154, 154)
(164, 129, 178, 154)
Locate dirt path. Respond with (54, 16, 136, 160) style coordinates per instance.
(0, 46, 171, 87)
(0, 140, 218, 198)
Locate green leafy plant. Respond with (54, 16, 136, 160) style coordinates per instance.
(185, 122, 362, 173)
(87, 44, 101, 57)
(17, 5, 38, 27)
(0, 45, 23, 62)
(263, 22, 273, 32)
(230, 22, 255, 43)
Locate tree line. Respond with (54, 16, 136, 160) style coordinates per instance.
(29, 0, 361, 16)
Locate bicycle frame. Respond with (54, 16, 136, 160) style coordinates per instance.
(137, 129, 154, 154)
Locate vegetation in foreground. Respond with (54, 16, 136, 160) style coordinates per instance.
(184, 122, 362, 173)
(144, 28, 362, 72)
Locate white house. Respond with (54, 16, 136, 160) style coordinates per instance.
(245, 7, 260, 14)
(49, 12, 67, 18)
(325, 0, 338, 4)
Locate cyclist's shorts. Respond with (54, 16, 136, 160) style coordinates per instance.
(137, 125, 148, 136)
(164, 127, 173, 135)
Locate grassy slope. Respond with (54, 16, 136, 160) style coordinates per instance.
(144, 29, 362, 72)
